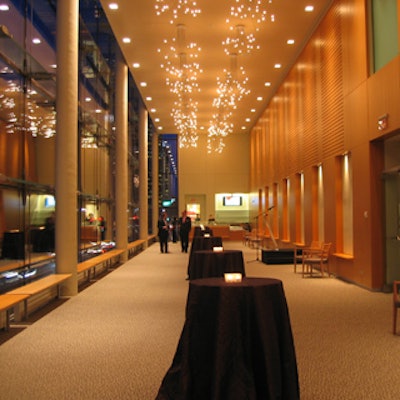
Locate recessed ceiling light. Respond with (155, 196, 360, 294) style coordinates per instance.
(305, 5, 314, 12)
(150, 108, 156, 113)
(32, 38, 41, 44)
(0, 4, 10, 11)
(85, 97, 91, 102)
(146, 96, 152, 101)
(132, 62, 140, 68)
(264, 82, 271, 87)
(251, 109, 256, 113)
(154, 118, 160, 122)
(274, 63, 281, 69)
(287, 39, 295, 45)
(245, 118, 251, 122)
(241, 126, 247, 130)
(158, 126, 163, 130)
(109, 3, 119, 10)
(140, 82, 147, 87)
(257, 97, 263, 101)
(122, 37, 131, 44)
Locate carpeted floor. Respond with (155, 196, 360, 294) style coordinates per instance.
(0, 240, 398, 399)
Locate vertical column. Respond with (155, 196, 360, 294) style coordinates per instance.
(115, 50, 128, 261)
(55, 0, 79, 295)
(152, 132, 159, 236)
(139, 102, 148, 242)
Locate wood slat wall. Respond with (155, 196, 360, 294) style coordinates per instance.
(250, 1, 345, 189)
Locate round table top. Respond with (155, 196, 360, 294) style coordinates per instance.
(190, 276, 282, 288)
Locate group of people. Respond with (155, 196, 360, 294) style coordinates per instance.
(158, 210, 192, 254)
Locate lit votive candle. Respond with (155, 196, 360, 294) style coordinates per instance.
(213, 246, 223, 252)
(224, 273, 242, 283)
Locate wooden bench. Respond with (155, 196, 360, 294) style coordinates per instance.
(147, 234, 156, 244)
(7, 273, 72, 322)
(127, 239, 145, 258)
(77, 248, 125, 283)
(0, 293, 30, 331)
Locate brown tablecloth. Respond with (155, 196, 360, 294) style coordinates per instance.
(187, 236, 223, 276)
(157, 277, 299, 399)
(189, 249, 245, 280)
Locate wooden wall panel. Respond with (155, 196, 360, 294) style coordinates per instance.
(320, 4, 345, 159)
(341, 0, 368, 95)
(286, 71, 299, 175)
(367, 57, 400, 140)
(301, 44, 320, 167)
(247, 0, 400, 289)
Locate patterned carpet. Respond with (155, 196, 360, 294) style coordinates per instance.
(0, 240, 397, 399)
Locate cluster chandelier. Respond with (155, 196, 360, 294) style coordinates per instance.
(155, 0, 201, 23)
(155, 0, 275, 153)
(208, 0, 274, 153)
(159, 23, 202, 148)
(208, 55, 250, 153)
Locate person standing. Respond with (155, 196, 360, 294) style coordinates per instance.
(179, 210, 191, 253)
(158, 211, 170, 253)
(98, 216, 106, 241)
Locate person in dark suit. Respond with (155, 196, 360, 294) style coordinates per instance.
(179, 210, 192, 253)
(158, 211, 170, 253)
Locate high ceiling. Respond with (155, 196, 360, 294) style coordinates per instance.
(100, 0, 334, 142)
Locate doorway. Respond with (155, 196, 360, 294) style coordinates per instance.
(384, 166, 400, 284)
(383, 135, 400, 285)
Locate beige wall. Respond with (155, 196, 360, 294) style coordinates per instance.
(179, 133, 250, 223)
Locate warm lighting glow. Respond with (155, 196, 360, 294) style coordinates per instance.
(159, 24, 202, 148)
(109, 3, 119, 10)
(1, 81, 56, 138)
(213, 247, 223, 252)
(155, 0, 201, 24)
(222, 24, 259, 56)
(224, 273, 242, 283)
(155, 0, 277, 153)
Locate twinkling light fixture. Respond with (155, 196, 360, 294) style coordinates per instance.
(155, 0, 275, 153)
(159, 23, 202, 148)
(155, 0, 201, 24)
(208, 54, 250, 153)
(207, 0, 275, 153)
(227, 0, 274, 28)
(222, 24, 259, 56)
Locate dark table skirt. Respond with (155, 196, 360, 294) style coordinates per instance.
(157, 277, 299, 400)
